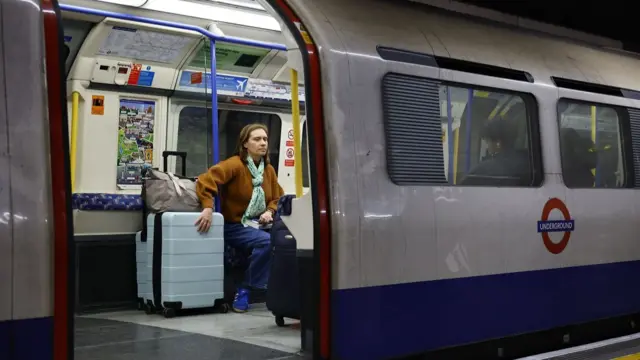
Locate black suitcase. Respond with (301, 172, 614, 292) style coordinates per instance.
(266, 216, 301, 326)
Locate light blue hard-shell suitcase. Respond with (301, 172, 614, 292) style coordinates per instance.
(145, 212, 227, 317)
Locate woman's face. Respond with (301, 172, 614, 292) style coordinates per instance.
(244, 128, 268, 159)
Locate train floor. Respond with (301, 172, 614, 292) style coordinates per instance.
(74, 303, 306, 360)
(519, 332, 640, 360)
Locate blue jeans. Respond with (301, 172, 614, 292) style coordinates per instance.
(224, 223, 271, 290)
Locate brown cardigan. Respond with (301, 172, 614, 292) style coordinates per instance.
(196, 155, 284, 223)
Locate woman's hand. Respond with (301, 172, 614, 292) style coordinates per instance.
(259, 210, 274, 224)
(195, 208, 213, 233)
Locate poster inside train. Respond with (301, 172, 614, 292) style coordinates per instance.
(116, 99, 155, 187)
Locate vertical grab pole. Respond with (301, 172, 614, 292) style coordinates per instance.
(210, 39, 221, 211)
(70, 91, 80, 192)
(291, 69, 303, 197)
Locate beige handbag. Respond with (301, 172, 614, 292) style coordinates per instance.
(142, 151, 201, 213)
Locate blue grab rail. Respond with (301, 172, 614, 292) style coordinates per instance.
(209, 40, 221, 211)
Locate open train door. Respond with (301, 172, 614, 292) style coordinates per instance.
(0, 0, 73, 358)
(266, 1, 332, 359)
(42, 0, 76, 359)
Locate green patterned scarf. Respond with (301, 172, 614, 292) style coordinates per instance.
(241, 155, 266, 226)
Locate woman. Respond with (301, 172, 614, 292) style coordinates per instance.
(194, 123, 284, 313)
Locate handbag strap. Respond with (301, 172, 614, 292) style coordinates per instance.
(167, 172, 186, 196)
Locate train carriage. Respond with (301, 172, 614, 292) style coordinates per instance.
(3, 0, 640, 359)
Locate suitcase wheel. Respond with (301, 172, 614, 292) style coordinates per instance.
(144, 304, 155, 315)
(163, 308, 176, 319)
(219, 303, 230, 314)
(275, 316, 285, 327)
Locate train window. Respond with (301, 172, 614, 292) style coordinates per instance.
(176, 107, 209, 177)
(176, 107, 282, 177)
(382, 73, 541, 186)
(442, 86, 539, 187)
(219, 110, 282, 171)
(557, 99, 628, 188)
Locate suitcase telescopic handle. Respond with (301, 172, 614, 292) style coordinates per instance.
(162, 151, 187, 176)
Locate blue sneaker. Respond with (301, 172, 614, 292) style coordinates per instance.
(232, 288, 249, 313)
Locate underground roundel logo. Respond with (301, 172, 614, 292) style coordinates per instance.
(537, 197, 574, 254)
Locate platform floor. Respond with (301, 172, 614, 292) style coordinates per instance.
(518, 333, 640, 360)
(75, 304, 305, 360)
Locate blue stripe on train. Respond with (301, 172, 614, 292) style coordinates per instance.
(332, 260, 640, 360)
(0, 317, 53, 360)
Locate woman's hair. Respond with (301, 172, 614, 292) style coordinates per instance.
(234, 123, 270, 164)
